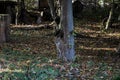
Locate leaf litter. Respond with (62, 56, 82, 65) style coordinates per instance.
(0, 21, 120, 80)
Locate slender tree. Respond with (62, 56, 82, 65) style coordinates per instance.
(105, 2, 114, 29)
(48, 0, 75, 62)
(47, 0, 56, 20)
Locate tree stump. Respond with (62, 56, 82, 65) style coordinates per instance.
(0, 14, 10, 43)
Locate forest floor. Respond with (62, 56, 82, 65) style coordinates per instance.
(0, 19, 120, 80)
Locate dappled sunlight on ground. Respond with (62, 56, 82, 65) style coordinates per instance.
(79, 45, 116, 51)
(0, 20, 120, 79)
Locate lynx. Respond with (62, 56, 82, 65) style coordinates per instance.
(55, 37, 67, 61)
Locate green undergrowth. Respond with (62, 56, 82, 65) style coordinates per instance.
(0, 22, 120, 80)
(0, 46, 120, 80)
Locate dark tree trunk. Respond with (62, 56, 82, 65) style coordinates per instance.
(6, 6, 12, 23)
(19, 0, 29, 24)
(15, 0, 20, 25)
(0, 14, 10, 43)
(15, 6, 19, 25)
(47, 0, 56, 19)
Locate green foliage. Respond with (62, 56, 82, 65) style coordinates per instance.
(93, 63, 110, 80)
(2, 48, 21, 55)
(87, 60, 95, 68)
(1, 72, 28, 80)
(112, 74, 120, 80)
(35, 67, 59, 80)
(70, 30, 77, 37)
(24, 0, 38, 10)
(0, 46, 59, 80)
(0, 66, 59, 80)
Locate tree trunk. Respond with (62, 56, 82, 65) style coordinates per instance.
(6, 6, 12, 23)
(0, 14, 10, 43)
(105, 6, 113, 29)
(48, 0, 75, 62)
(47, 0, 60, 29)
(15, 6, 18, 25)
(19, 0, 28, 24)
(47, 0, 56, 20)
(60, 0, 75, 62)
(15, 0, 19, 25)
(105, 0, 115, 29)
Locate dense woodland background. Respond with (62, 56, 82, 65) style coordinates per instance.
(0, 0, 120, 80)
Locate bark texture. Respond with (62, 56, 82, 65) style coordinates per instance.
(60, 0, 75, 62)
(0, 14, 10, 43)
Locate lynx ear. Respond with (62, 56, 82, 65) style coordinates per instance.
(54, 29, 64, 38)
(55, 16, 60, 25)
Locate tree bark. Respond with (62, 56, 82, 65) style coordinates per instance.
(0, 14, 10, 43)
(47, 0, 56, 19)
(105, 6, 113, 29)
(105, 0, 115, 29)
(15, 0, 19, 25)
(60, 0, 75, 62)
(48, 0, 75, 62)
